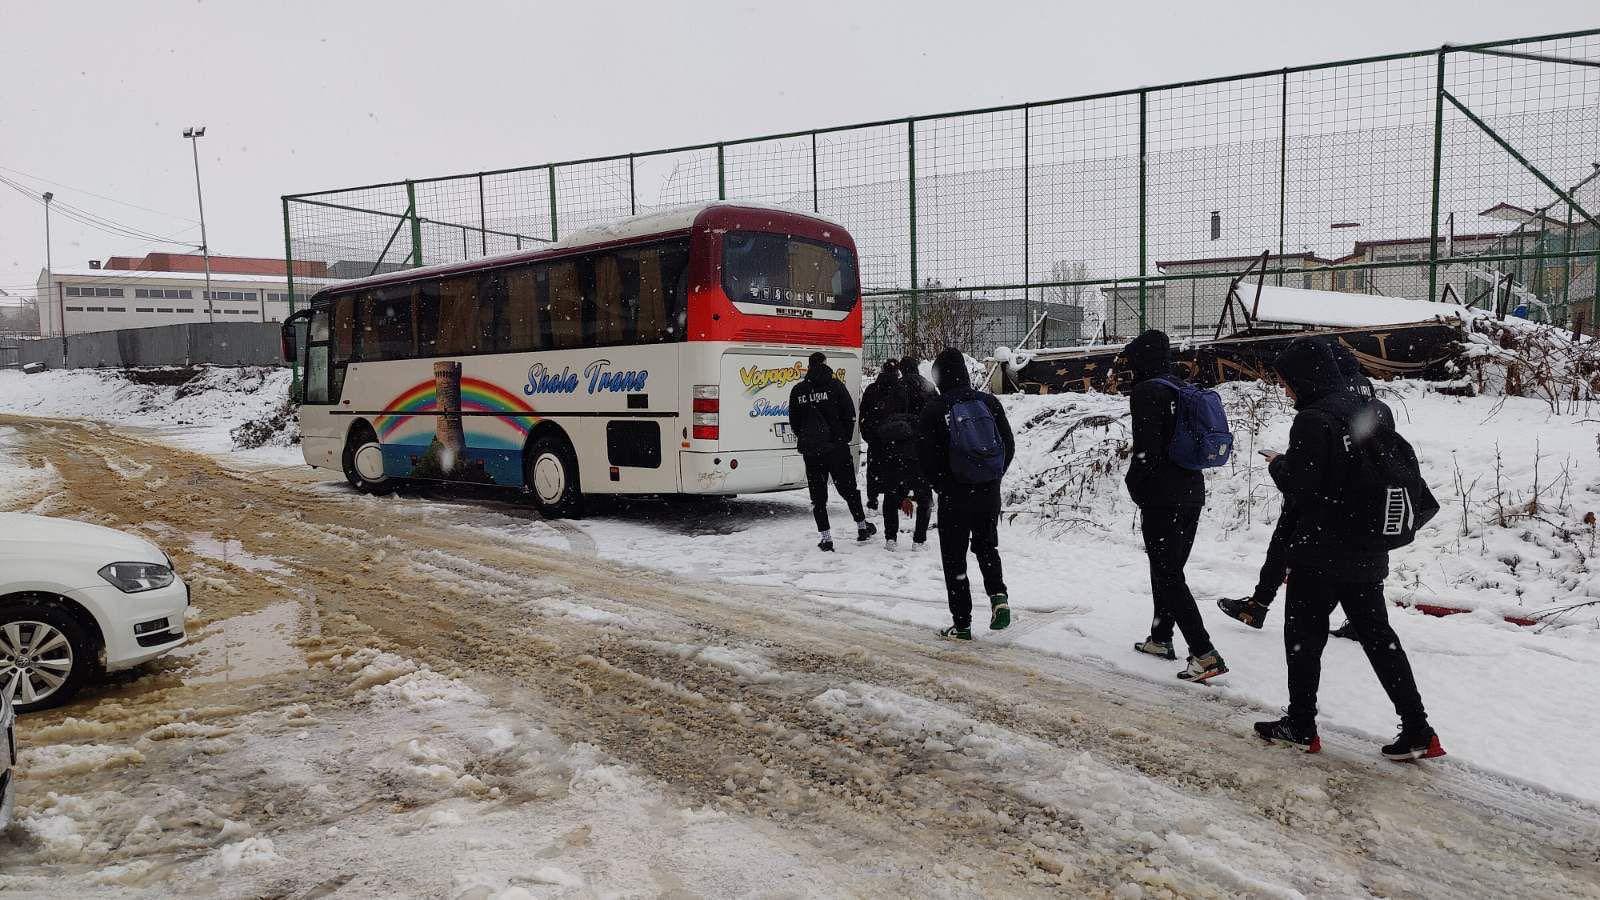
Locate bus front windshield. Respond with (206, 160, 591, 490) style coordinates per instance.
(722, 232, 858, 315)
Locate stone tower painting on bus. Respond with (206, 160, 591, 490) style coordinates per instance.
(406, 360, 494, 483)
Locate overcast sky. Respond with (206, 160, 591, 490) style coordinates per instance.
(0, 0, 1593, 303)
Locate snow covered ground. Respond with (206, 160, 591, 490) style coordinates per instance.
(383, 379, 1600, 805)
(0, 367, 299, 465)
(2, 366, 1599, 895)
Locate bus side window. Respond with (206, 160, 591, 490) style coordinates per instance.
(659, 240, 691, 342)
(437, 276, 479, 355)
(414, 281, 441, 357)
(477, 272, 509, 353)
(372, 287, 414, 359)
(546, 260, 583, 350)
(332, 295, 356, 363)
(593, 253, 630, 347)
(354, 291, 377, 361)
(505, 265, 541, 352)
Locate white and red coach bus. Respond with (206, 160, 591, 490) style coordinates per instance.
(283, 203, 863, 516)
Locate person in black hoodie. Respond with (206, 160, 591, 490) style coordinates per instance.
(877, 362, 933, 550)
(1219, 340, 1372, 632)
(859, 361, 901, 512)
(1122, 329, 1227, 683)
(789, 351, 875, 552)
(1254, 337, 1445, 761)
(917, 348, 1015, 640)
(900, 355, 938, 401)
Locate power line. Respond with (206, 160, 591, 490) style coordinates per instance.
(0, 163, 197, 224)
(0, 173, 199, 246)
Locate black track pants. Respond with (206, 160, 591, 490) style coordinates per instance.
(1139, 504, 1214, 657)
(937, 481, 1005, 629)
(805, 445, 865, 534)
(1283, 573, 1428, 729)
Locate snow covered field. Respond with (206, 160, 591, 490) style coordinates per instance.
(1, 366, 1598, 896)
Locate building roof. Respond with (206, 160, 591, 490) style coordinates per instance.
(1157, 251, 1330, 270)
(41, 267, 337, 287)
(102, 252, 328, 277)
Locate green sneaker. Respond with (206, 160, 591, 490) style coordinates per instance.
(938, 625, 973, 641)
(988, 594, 1011, 631)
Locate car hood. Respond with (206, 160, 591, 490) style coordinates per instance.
(0, 512, 167, 565)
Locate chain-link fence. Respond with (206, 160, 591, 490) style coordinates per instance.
(285, 29, 1600, 364)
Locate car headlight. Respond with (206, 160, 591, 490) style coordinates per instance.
(98, 562, 175, 593)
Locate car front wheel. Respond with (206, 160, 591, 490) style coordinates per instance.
(0, 597, 97, 713)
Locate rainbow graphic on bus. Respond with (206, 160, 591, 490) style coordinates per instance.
(374, 376, 538, 449)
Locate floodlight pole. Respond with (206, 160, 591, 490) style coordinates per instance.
(184, 126, 215, 324)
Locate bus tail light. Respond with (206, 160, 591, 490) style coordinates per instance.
(692, 384, 719, 440)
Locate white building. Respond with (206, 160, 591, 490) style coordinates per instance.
(34, 253, 334, 337)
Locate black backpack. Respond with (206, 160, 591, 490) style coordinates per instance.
(1346, 422, 1439, 550)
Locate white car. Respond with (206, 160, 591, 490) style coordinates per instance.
(0, 513, 189, 713)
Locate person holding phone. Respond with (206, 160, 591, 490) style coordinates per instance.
(1218, 342, 1365, 631)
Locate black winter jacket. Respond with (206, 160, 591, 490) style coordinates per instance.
(788, 360, 856, 457)
(917, 349, 1015, 494)
(859, 371, 900, 446)
(1268, 338, 1393, 581)
(1125, 367, 1205, 508)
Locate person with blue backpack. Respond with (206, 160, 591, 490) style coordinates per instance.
(1122, 329, 1230, 683)
(917, 348, 1015, 640)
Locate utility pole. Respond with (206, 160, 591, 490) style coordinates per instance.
(44, 191, 65, 364)
(183, 126, 215, 324)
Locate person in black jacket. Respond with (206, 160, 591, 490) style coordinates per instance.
(917, 348, 1015, 639)
(1219, 339, 1369, 632)
(859, 361, 902, 512)
(789, 352, 875, 552)
(900, 355, 938, 401)
(1254, 337, 1444, 761)
(877, 365, 933, 549)
(1122, 329, 1227, 683)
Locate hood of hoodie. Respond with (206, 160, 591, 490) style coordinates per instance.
(1274, 337, 1344, 407)
(1121, 329, 1172, 380)
(872, 362, 899, 386)
(932, 348, 972, 395)
(805, 355, 835, 384)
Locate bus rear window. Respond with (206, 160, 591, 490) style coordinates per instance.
(722, 232, 857, 313)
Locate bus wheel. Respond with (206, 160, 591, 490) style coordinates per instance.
(342, 425, 394, 495)
(525, 435, 582, 518)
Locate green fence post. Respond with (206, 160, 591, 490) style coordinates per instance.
(1561, 202, 1573, 324)
(907, 120, 919, 352)
(1023, 108, 1031, 348)
(1427, 48, 1446, 303)
(628, 155, 637, 216)
(717, 144, 726, 200)
(477, 174, 488, 257)
(282, 197, 298, 391)
(811, 132, 820, 213)
(548, 166, 559, 240)
(1278, 70, 1288, 288)
(1138, 89, 1148, 332)
(405, 180, 423, 267)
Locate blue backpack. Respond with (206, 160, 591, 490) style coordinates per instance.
(947, 395, 1007, 483)
(1153, 377, 1234, 470)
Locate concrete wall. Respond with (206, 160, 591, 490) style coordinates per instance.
(14, 322, 285, 369)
